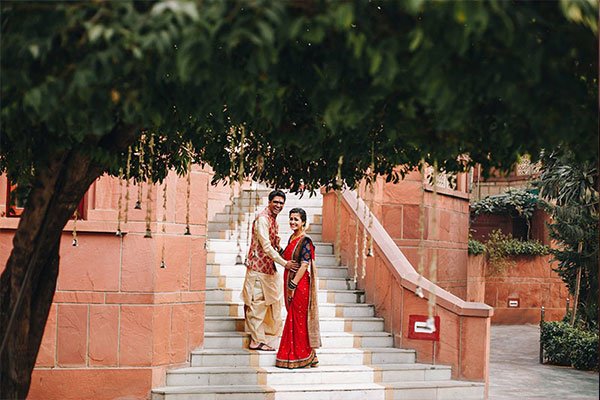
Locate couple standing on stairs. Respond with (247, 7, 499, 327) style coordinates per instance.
(241, 189, 322, 369)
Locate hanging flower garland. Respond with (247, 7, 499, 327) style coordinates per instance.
(144, 134, 155, 238)
(116, 167, 124, 237)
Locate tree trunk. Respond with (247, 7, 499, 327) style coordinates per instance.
(0, 127, 136, 399)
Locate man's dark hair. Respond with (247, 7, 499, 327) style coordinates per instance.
(268, 189, 286, 202)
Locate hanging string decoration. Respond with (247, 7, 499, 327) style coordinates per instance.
(361, 179, 369, 278)
(144, 135, 155, 238)
(160, 177, 168, 268)
(334, 155, 344, 266)
(245, 182, 253, 259)
(228, 127, 236, 241)
(72, 210, 79, 247)
(116, 167, 124, 237)
(426, 161, 439, 332)
(235, 126, 246, 265)
(415, 160, 427, 299)
(246, 154, 264, 262)
(353, 189, 360, 284)
(367, 143, 375, 259)
(124, 146, 132, 224)
(184, 146, 192, 235)
(135, 136, 145, 210)
(255, 155, 264, 212)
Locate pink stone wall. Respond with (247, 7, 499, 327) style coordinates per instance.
(322, 190, 492, 388)
(470, 210, 550, 243)
(356, 170, 471, 300)
(0, 166, 225, 400)
(477, 254, 569, 324)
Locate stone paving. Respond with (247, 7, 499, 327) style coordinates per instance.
(490, 324, 599, 399)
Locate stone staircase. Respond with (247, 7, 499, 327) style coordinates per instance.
(152, 189, 484, 400)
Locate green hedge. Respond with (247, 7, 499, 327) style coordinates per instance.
(468, 231, 550, 274)
(541, 321, 599, 371)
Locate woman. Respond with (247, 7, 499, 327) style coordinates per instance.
(275, 207, 321, 368)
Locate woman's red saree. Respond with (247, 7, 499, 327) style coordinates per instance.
(275, 235, 320, 369)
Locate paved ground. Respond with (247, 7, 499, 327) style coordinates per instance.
(490, 324, 599, 399)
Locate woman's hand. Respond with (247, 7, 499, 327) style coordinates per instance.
(287, 280, 298, 303)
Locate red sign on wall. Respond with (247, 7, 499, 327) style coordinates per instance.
(407, 315, 440, 341)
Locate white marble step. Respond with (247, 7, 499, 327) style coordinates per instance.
(204, 316, 385, 333)
(205, 288, 365, 304)
(152, 380, 484, 400)
(272, 380, 485, 400)
(205, 301, 375, 318)
(207, 264, 349, 279)
(202, 331, 394, 349)
(152, 384, 269, 400)
(208, 221, 323, 234)
(190, 348, 415, 367)
(207, 251, 335, 266)
(230, 197, 323, 208)
(206, 276, 355, 291)
(212, 210, 323, 224)
(208, 231, 324, 241)
(165, 363, 451, 387)
(207, 240, 333, 255)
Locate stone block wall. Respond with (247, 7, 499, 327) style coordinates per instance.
(354, 170, 471, 300)
(475, 254, 569, 324)
(0, 166, 230, 400)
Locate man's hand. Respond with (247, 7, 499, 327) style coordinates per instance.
(285, 260, 299, 272)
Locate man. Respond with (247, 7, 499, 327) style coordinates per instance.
(241, 190, 298, 351)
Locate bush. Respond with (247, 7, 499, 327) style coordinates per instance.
(541, 321, 599, 371)
(470, 189, 539, 220)
(541, 321, 573, 366)
(485, 229, 550, 274)
(571, 330, 599, 370)
(468, 238, 486, 255)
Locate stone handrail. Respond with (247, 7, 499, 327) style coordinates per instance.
(342, 190, 492, 318)
(321, 189, 492, 387)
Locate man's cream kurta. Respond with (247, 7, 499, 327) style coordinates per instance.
(241, 211, 286, 344)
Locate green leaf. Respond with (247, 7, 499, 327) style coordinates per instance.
(28, 44, 40, 59)
(256, 21, 275, 45)
(88, 25, 103, 43)
(23, 87, 42, 114)
(369, 51, 383, 75)
(334, 3, 354, 29)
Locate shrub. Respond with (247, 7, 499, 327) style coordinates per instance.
(468, 238, 486, 255)
(485, 229, 550, 274)
(470, 189, 539, 220)
(541, 321, 599, 371)
(541, 321, 573, 366)
(570, 329, 599, 370)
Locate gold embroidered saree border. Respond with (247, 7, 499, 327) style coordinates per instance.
(275, 350, 318, 369)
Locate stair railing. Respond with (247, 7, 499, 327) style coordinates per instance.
(322, 189, 493, 386)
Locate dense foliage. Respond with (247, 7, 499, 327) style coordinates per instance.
(1, 0, 597, 191)
(541, 321, 599, 371)
(468, 230, 550, 274)
(470, 189, 540, 220)
(467, 238, 486, 256)
(536, 150, 598, 327)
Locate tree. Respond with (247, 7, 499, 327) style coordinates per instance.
(1, 0, 597, 397)
(537, 150, 599, 328)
